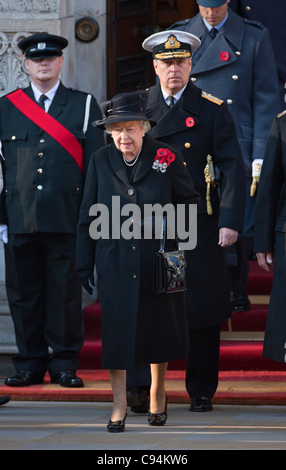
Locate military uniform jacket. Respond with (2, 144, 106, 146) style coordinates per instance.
(172, 8, 280, 178)
(229, 0, 286, 110)
(147, 81, 246, 329)
(0, 82, 104, 233)
(254, 112, 286, 253)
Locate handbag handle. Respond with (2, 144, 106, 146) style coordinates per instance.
(159, 216, 167, 253)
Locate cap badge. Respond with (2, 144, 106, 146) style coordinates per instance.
(165, 35, 181, 50)
(37, 43, 47, 50)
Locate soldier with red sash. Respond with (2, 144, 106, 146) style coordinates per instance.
(0, 33, 104, 387)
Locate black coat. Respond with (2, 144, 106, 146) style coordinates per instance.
(147, 81, 246, 329)
(76, 133, 200, 369)
(254, 112, 286, 363)
(0, 82, 104, 233)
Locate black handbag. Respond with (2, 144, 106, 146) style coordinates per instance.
(153, 216, 187, 294)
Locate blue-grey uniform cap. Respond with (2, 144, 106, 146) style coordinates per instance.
(196, 0, 228, 6)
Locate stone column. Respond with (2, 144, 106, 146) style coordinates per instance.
(0, 0, 107, 351)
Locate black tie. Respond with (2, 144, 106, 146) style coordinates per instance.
(211, 27, 218, 40)
(168, 95, 175, 108)
(38, 94, 48, 111)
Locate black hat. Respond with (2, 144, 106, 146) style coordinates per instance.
(18, 32, 68, 59)
(95, 90, 157, 130)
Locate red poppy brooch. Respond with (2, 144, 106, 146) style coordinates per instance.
(220, 51, 229, 62)
(186, 117, 195, 128)
(152, 148, 175, 173)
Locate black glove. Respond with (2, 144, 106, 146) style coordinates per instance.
(78, 270, 95, 296)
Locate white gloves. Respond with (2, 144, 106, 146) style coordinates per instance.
(251, 159, 263, 197)
(0, 225, 8, 244)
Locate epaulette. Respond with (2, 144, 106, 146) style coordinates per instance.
(202, 91, 223, 106)
(167, 19, 190, 30)
(243, 19, 265, 29)
(277, 110, 286, 118)
(69, 87, 91, 96)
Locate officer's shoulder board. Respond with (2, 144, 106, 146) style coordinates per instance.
(277, 110, 286, 119)
(167, 19, 191, 30)
(202, 91, 223, 106)
(69, 87, 91, 96)
(243, 19, 265, 29)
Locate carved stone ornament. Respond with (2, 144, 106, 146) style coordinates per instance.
(0, 32, 31, 96)
(0, 0, 58, 13)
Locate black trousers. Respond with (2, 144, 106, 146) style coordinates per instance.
(4, 233, 84, 377)
(126, 325, 221, 399)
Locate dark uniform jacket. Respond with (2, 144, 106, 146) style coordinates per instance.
(229, 0, 286, 111)
(254, 111, 286, 253)
(0, 82, 104, 233)
(171, 8, 280, 178)
(254, 111, 286, 363)
(76, 133, 200, 369)
(147, 81, 246, 329)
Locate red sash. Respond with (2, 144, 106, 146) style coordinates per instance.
(7, 89, 84, 173)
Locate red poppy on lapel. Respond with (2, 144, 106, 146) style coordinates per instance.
(152, 148, 176, 173)
(186, 117, 195, 128)
(220, 51, 229, 62)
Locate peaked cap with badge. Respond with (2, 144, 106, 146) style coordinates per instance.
(18, 32, 68, 59)
(142, 30, 200, 60)
(196, 0, 227, 6)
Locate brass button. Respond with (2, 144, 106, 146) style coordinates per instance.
(37, 185, 43, 190)
(11, 136, 16, 140)
(40, 139, 45, 144)
(232, 75, 239, 81)
(128, 189, 135, 196)
(191, 77, 197, 82)
(185, 142, 191, 149)
(38, 153, 44, 157)
(227, 99, 233, 105)
(132, 273, 138, 280)
(245, 6, 251, 11)
(37, 168, 43, 174)
(235, 51, 241, 56)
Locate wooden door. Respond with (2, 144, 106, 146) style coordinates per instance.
(107, 0, 198, 98)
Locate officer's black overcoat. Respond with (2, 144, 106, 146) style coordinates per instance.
(254, 112, 286, 363)
(146, 81, 246, 330)
(76, 133, 200, 370)
(0, 82, 104, 233)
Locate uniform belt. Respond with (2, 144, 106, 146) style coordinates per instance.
(6, 89, 84, 173)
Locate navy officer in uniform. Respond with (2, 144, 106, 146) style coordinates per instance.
(127, 30, 246, 413)
(170, 0, 280, 313)
(0, 33, 104, 387)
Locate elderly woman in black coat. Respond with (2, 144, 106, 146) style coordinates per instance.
(76, 91, 200, 432)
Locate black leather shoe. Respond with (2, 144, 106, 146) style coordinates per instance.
(51, 371, 84, 388)
(107, 410, 128, 433)
(148, 393, 168, 426)
(0, 396, 10, 406)
(231, 295, 251, 312)
(126, 387, 150, 413)
(5, 371, 43, 387)
(190, 397, 213, 412)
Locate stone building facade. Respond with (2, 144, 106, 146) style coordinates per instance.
(0, 0, 107, 352)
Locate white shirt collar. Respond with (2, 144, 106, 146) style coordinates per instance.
(161, 85, 187, 106)
(31, 80, 60, 111)
(203, 11, 229, 33)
